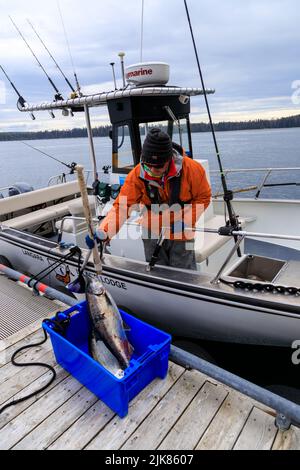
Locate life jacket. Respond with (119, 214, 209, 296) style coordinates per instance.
(144, 173, 184, 207)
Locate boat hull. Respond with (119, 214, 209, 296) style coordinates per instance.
(0, 228, 299, 348)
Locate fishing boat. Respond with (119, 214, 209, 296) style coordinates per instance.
(1, 57, 300, 349)
(2, 0, 300, 354)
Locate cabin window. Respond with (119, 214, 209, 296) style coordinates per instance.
(139, 118, 191, 155)
(113, 125, 135, 173)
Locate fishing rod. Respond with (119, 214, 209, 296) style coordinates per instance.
(27, 19, 76, 95)
(0, 65, 36, 120)
(22, 141, 76, 171)
(9, 16, 64, 102)
(183, 0, 242, 256)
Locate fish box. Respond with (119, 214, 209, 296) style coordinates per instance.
(43, 301, 171, 418)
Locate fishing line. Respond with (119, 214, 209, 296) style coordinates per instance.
(21, 141, 76, 171)
(0, 65, 36, 120)
(27, 18, 76, 94)
(56, 0, 82, 96)
(140, 0, 145, 62)
(9, 15, 63, 100)
(183, 0, 242, 255)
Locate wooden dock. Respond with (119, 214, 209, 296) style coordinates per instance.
(1, 316, 300, 450)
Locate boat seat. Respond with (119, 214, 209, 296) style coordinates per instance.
(4, 196, 96, 231)
(194, 214, 247, 263)
(0, 181, 80, 217)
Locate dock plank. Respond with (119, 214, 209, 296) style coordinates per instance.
(234, 407, 278, 450)
(0, 375, 82, 450)
(84, 362, 184, 451)
(0, 328, 48, 368)
(120, 369, 207, 451)
(272, 427, 300, 450)
(48, 401, 115, 450)
(13, 387, 99, 450)
(0, 365, 68, 430)
(0, 340, 51, 384)
(159, 381, 227, 450)
(1, 316, 300, 451)
(196, 390, 253, 450)
(0, 350, 56, 407)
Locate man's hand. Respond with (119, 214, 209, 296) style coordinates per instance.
(85, 229, 109, 249)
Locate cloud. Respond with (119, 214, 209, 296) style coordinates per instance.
(0, 0, 299, 131)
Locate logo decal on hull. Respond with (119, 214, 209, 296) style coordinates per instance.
(22, 249, 44, 262)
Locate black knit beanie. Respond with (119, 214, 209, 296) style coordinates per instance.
(141, 128, 173, 165)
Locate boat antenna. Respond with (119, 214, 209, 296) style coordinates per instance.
(56, 0, 82, 97)
(183, 0, 242, 255)
(118, 52, 126, 88)
(26, 18, 76, 94)
(21, 141, 76, 171)
(0, 65, 36, 120)
(140, 0, 145, 62)
(110, 62, 117, 90)
(9, 16, 64, 102)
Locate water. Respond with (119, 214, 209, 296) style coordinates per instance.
(1, 127, 300, 199)
(1, 127, 300, 403)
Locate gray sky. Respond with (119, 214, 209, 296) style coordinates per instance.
(0, 0, 299, 132)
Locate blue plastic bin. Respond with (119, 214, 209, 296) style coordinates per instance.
(43, 302, 171, 418)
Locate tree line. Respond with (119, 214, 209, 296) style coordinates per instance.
(1, 115, 300, 141)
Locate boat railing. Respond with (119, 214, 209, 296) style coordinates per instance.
(126, 222, 300, 278)
(57, 216, 99, 244)
(210, 167, 300, 199)
(126, 222, 300, 243)
(47, 169, 94, 187)
(0, 185, 24, 197)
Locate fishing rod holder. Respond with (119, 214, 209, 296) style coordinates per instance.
(211, 234, 246, 285)
(223, 189, 234, 202)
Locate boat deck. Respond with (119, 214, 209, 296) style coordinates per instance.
(1, 316, 300, 450)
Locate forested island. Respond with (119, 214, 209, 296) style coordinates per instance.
(1, 114, 300, 142)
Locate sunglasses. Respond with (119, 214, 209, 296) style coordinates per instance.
(142, 161, 168, 170)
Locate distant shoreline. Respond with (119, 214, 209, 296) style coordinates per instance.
(1, 114, 300, 142)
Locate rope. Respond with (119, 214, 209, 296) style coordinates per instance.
(0, 312, 72, 416)
(0, 329, 55, 415)
(28, 246, 81, 287)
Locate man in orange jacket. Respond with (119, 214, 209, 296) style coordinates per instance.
(93, 128, 211, 270)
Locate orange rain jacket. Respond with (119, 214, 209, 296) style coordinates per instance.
(100, 151, 212, 241)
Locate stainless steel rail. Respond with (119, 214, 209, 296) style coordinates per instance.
(126, 222, 300, 243)
(19, 87, 215, 113)
(211, 167, 300, 199)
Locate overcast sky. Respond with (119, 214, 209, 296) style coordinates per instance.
(0, 0, 299, 132)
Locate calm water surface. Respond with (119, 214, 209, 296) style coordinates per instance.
(1, 127, 300, 198)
